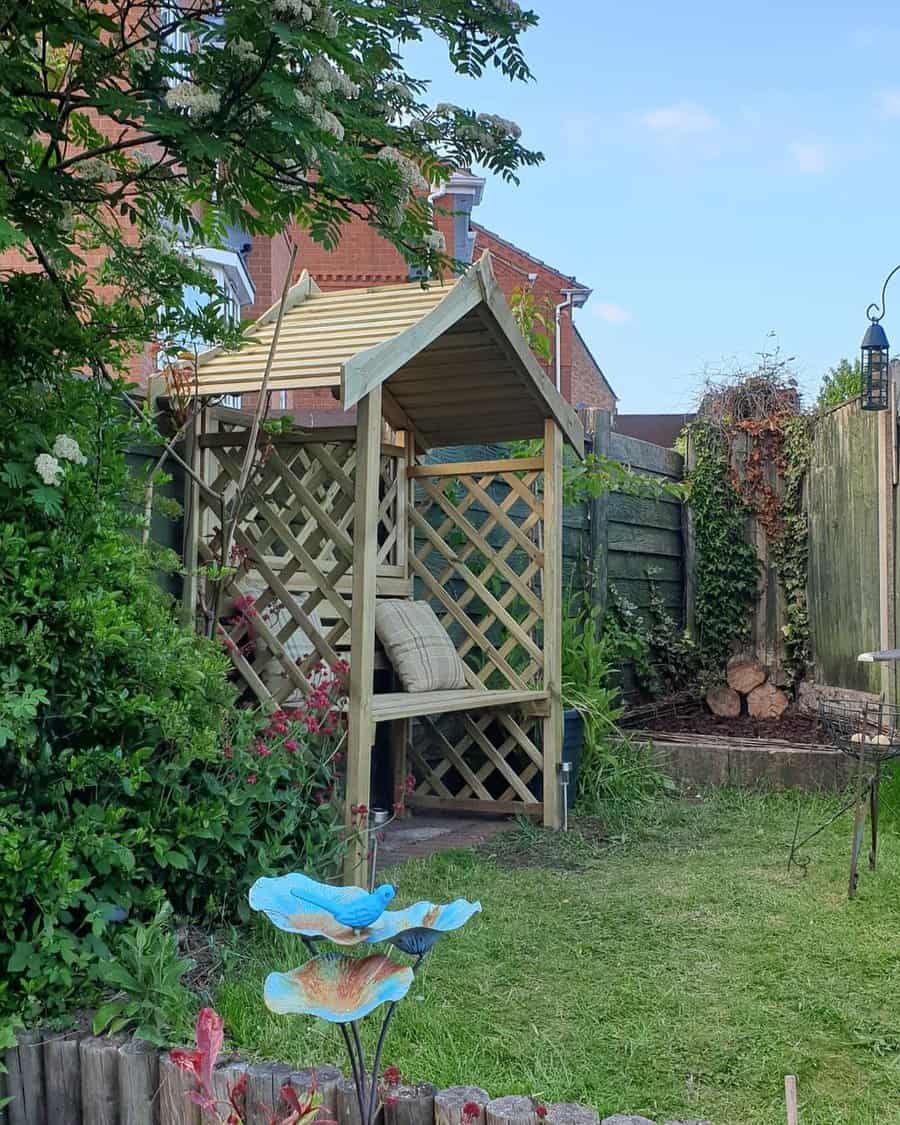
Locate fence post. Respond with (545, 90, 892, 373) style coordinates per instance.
(581, 408, 610, 623)
(682, 427, 696, 639)
(878, 395, 897, 703)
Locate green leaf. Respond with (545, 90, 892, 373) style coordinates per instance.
(92, 1000, 126, 1035)
(7, 942, 34, 973)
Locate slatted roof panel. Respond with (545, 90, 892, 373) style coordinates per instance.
(195, 276, 452, 395)
(194, 252, 584, 454)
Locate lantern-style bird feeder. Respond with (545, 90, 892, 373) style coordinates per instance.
(861, 319, 890, 411)
(861, 265, 900, 411)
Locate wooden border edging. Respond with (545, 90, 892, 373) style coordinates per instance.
(3, 1034, 613, 1125)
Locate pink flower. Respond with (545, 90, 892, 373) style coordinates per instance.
(462, 1103, 482, 1123)
(246, 772, 257, 785)
(534, 1106, 548, 1120)
(305, 715, 320, 734)
(171, 1007, 224, 1113)
(223, 744, 234, 760)
(405, 773, 416, 794)
(256, 740, 272, 758)
(285, 739, 299, 753)
(383, 1066, 402, 1087)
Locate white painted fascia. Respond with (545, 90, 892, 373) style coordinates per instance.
(192, 245, 256, 307)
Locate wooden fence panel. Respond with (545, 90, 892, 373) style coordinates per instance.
(807, 401, 882, 693)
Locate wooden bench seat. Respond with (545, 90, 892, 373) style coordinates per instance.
(370, 688, 549, 722)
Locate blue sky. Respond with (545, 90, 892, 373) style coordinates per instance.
(408, 1, 900, 413)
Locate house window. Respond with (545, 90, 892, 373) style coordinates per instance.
(220, 390, 287, 410)
(160, 0, 191, 84)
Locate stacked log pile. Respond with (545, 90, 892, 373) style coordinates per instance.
(706, 655, 789, 720)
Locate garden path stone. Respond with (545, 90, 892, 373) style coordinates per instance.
(601, 1117, 657, 1125)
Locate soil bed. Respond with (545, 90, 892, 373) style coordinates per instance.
(628, 707, 825, 745)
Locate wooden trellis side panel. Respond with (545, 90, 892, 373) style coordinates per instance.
(408, 456, 546, 692)
(402, 454, 553, 817)
(189, 414, 407, 709)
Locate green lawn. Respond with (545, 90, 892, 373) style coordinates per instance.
(214, 792, 900, 1125)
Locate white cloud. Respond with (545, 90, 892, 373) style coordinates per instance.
(640, 102, 719, 137)
(878, 89, 900, 117)
(788, 141, 828, 174)
(592, 302, 632, 326)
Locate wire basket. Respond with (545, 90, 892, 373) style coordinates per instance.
(818, 698, 900, 763)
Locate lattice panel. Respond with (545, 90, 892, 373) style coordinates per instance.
(411, 465, 545, 691)
(196, 431, 404, 707)
(407, 710, 544, 811)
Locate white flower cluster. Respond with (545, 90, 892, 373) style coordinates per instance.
(382, 80, 413, 102)
(73, 157, 117, 183)
(477, 112, 522, 141)
(164, 82, 221, 118)
(295, 91, 344, 140)
(308, 55, 358, 99)
(377, 147, 428, 194)
(271, 0, 337, 36)
(34, 454, 63, 487)
(492, 0, 523, 16)
(52, 434, 87, 465)
(423, 229, 446, 254)
(227, 37, 261, 64)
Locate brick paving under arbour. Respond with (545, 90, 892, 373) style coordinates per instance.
(377, 814, 516, 866)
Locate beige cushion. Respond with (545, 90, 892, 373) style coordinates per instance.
(374, 600, 468, 692)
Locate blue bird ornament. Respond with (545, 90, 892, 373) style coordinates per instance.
(289, 875, 396, 930)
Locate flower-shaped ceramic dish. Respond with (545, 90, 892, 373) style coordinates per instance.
(264, 953, 414, 1022)
(250, 874, 481, 949)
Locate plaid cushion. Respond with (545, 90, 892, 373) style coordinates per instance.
(374, 600, 469, 692)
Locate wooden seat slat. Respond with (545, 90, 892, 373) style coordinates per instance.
(370, 688, 548, 722)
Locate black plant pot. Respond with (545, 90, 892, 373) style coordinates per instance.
(528, 709, 584, 809)
(562, 708, 584, 811)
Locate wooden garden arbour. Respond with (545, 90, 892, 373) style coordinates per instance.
(184, 251, 584, 884)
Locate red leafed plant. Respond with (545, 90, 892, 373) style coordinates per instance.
(171, 1008, 325, 1125)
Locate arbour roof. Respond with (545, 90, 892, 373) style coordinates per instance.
(194, 251, 584, 454)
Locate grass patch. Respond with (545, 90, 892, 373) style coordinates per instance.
(212, 791, 900, 1125)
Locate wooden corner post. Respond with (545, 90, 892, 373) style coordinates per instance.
(181, 402, 204, 627)
(345, 384, 383, 885)
(542, 418, 564, 829)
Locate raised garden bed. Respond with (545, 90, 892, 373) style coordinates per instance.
(623, 703, 850, 792)
(633, 708, 823, 745)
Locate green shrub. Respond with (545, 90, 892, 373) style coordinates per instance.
(0, 278, 343, 1026)
(562, 606, 666, 811)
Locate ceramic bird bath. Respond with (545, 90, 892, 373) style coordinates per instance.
(249, 872, 481, 1125)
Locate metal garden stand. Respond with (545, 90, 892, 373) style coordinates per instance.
(789, 694, 900, 897)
